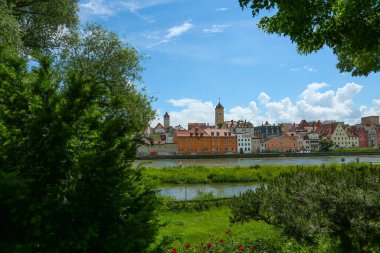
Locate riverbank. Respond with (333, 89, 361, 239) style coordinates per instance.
(145, 163, 377, 185)
(137, 151, 380, 160)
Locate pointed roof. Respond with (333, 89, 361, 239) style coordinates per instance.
(164, 112, 169, 118)
(154, 123, 165, 129)
(215, 102, 224, 109)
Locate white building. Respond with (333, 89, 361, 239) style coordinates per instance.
(331, 124, 359, 148)
(237, 133, 252, 153)
(307, 132, 320, 150)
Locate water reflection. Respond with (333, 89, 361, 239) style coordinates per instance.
(157, 183, 259, 200)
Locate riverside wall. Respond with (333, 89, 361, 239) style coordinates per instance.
(137, 151, 380, 160)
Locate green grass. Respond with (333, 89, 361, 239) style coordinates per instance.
(144, 164, 331, 185)
(151, 206, 280, 250)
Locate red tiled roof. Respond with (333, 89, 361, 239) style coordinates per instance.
(316, 123, 339, 138)
(154, 123, 164, 129)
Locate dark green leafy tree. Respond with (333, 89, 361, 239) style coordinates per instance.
(239, 0, 380, 76)
(319, 138, 334, 151)
(0, 24, 159, 253)
(231, 164, 380, 252)
(0, 0, 78, 51)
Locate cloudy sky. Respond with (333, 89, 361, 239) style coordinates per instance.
(79, 0, 380, 127)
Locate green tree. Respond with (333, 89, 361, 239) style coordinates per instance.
(231, 164, 380, 252)
(0, 0, 78, 51)
(0, 24, 159, 252)
(239, 0, 380, 76)
(319, 138, 334, 151)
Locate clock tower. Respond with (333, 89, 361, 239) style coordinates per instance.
(215, 100, 224, 129)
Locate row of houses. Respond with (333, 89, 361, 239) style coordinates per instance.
(137, 103, 380, 156)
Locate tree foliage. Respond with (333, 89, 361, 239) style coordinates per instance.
(239, 0, 380, 76)
(319, 138, 334, 151)
(0, 24, 159, 253)
(0, 0, 78, 51)
(231, 164, 380, 252)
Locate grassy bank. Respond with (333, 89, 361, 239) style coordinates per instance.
(150, 206, 280, 251)
(144, 163, 361, 185)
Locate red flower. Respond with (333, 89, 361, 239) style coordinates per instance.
(249, 246, 255, 251)
(185, 243, 190, 249)
(207, 242, 212, 248)
(220, 239, 225, 243)
(239, 245, 244, 251)
(172, 248, 177, 253)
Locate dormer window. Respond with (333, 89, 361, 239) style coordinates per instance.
(217, 132, 220, 136)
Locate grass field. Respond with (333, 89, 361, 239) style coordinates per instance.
(143, 164, 346, 185)
(150, 206, 280, 251)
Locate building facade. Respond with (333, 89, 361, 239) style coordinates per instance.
(237, 133, 252, 153)
(330, 124, 359, 148)
(361, 116, 379, 126)
(254, 121, 282, 139)
(262, 135, 298, 152)
(164, 112, 170, 128)
(215, 102, 224, 129)
(174, 125, 237, 155)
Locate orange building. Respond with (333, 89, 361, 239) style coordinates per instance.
(262, 135, 298, 152)
(174, 124, 237, 155)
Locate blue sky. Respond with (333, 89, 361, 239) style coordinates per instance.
(79, 0, 380, 127)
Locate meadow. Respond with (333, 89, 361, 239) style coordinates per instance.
(144, 164, 345, 185)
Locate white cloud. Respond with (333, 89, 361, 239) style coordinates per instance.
(303, 66, 317, 72)
(161, 82, 367, 128)
(258, 92, 270, 104)
(265, 97, 298, 123)
(359, 99, 380, 117)
(215, 7, 228, 11)
(80, 0, 176, 20)
(166, 98, 214, 127)
(296, 82, 362, 121)
(164, 21, 194, 40)
(203, 24, 229, 33)
(80, 0, 115, 16)
(147, 21, 194, 48)
(225, 101, 261, 123)
(290, 65, 318, 73)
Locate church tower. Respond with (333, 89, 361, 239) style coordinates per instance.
(164, 112, 170, 129)
(215, 100, 224, 129)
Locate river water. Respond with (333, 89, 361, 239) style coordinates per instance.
(157, 182, 259, 200)
(135, 155, 380, 168)
(142, 155, 380, 200)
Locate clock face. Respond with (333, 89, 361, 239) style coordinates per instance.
(218, 112, 222, 116)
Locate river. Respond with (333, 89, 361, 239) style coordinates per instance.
(135, 155, 380, 168)
(156, 182, 259, 200)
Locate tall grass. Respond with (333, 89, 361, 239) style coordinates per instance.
(144, 163, 363, 185)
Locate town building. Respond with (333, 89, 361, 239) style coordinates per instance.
(307, 132, 320, 150)
(231, 120, 255, 134)
(237, 133, 252, 153)
(261, 135, 298, 152)
(251, 136, 262, 153)
(164, 112, 170, 128)
(254, 121, 282, 139)
(174, 124, 237, 155)
(215, 101, 224, 129)
(137, 142, 178, 157)
(361, 116, 379, 126)
(317, 123, 359, 148)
